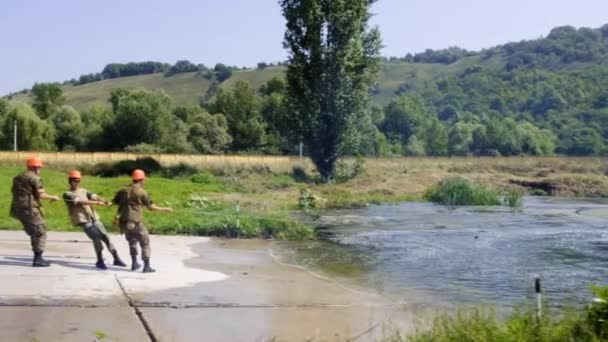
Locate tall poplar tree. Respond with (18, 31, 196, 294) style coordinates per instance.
(280, 0, 382, 181)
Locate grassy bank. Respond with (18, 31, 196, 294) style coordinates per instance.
(397, 286, 608, 341)
(1, 155, 606, 238)
(0, 167, 313, 239)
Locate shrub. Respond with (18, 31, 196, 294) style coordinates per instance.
(291, 166, 309, 182)
(424, 177, 501, 206)
(160, 163, 198, 179)
(425, 178, 523, 208)
(298, 187, 317, 212)
(88, 157, 162, 177)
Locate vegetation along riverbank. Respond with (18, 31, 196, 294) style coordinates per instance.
(1, 155, 606, 239)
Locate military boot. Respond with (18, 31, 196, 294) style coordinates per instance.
(33, 252, 50, 267)
(111, 250, 127, 267)
(131, 255, 141, 271)
(95, 251, 107, 270)
(142, 259, 156, 273)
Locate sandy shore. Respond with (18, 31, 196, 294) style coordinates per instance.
(0, 231, 419, 341)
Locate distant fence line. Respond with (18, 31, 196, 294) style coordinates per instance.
(0, 151, 605, 171)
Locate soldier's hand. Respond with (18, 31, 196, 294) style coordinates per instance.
(167, 207, 174, 213)
(51, 195, 60, 202)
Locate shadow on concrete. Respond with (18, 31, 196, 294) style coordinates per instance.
(3, 256, 132, 273)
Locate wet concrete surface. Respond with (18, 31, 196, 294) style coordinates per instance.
(0, 231, 417, 341)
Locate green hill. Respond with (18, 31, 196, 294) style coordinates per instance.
(4, 23, 608, 156)
(6, 24, 608, 112)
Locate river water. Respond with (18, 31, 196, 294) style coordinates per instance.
(273, 197, 608, 309)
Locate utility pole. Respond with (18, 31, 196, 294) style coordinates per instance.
(13, 120, 17, 151)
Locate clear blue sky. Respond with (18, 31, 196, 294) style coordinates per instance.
(1, 0, 607, 96)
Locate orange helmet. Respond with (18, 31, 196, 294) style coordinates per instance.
(132, 169, 146, 181)
(26, 157, 43, 168)
(68, 170, 82, 179)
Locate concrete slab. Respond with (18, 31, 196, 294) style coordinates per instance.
(0, 231, 418, 341)
(0, 307, 148, 342)
(141, 307, 417, 342)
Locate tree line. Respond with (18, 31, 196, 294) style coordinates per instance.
(1, 17, 607, 177)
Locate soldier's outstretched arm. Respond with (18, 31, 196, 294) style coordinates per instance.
(39, 191, 60, 202)
(149, 204, 173, 213)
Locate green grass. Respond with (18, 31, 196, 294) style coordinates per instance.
(0, 167, 314, 239)
(399, 286, 608, 341)
(424, 177, 523, 207)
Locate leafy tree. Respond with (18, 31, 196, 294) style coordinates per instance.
(209, 81, 265, 150)
(165, 60, 199, 76)
(49, 106, 85, 150)
(107, 88, 173, 150)
(281, 0, 382, 181)
(214, 63, 233, 82)
(188, 110, 232, 153)
(558, 125, 604, 155)
(405, 135, 426, 156)
(516, 121, 556, 155)
(1, 103, 55, 150)
(101, 61, 170, 79)
(31, 83, 65, 119)
(257, 62, 269, 70)
(425, 118, 448, 155)
(80, 104, 113, 150)
(380, 94, 429, 146)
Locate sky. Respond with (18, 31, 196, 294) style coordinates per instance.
(1, 0, 607, 96)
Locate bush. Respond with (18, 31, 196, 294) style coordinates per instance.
(335, 156, 367, 183)
(291, 166, 309, 182)
(88, 157, 162, 177)
(298, 187, 317, 212)
(160, 163, 198, 179)
(424, 177, 501, 206)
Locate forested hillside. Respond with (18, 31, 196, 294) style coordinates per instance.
(2, 24, 608, 156)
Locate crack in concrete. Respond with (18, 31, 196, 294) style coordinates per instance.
(114, 275, 158, 342)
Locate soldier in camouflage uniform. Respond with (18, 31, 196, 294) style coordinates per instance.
(112, 169, 172, 273)
(63, 170, 127, 270)
(10, 157, 60, 267)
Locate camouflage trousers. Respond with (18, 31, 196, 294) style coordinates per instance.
(120, 221, 151, 260)
(18, 217, 47, 254)
(79, 221, 116, 256)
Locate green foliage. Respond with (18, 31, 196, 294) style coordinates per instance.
(1, 103, 55, 150)
(185, 107, 232, 153)
(101, 61, 170, 79)
(108, 88, 173, 149)
(405, 287, 608, 342)
(160, 163, 199, 179)
(31, 83, 65, 119)
(280, 0, 382, 181)
(298, 187, 316, 212)
(424, 177, 502, 206)
(588, 286, 608, 339)
(209, 81, 266, 150)
(213, 63, 233, 82)
(0, 167, 313, 240)
(334, 157, 367, 183)
(291, 166, 309, 182)
(165, 60, 200, 76)
(49, 106, 85, 150)
(87, 157, 162, 178)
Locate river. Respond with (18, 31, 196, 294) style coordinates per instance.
(274, 197, 608, 310)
